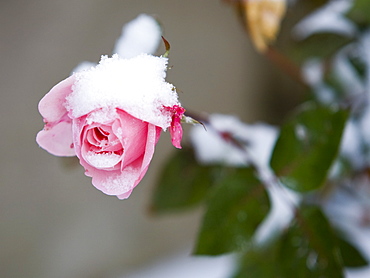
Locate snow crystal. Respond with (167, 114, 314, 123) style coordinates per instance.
(86, 107, 118, 125)
(114, 14, 162, 59)
(293, 0, 356, 40)
(85, 152, 121, 169)
(66, 54, 180, 130)
(102, 166, 138, 195)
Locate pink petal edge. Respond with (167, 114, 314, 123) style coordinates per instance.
(36, 75, 76, 156)
(36, 121, 75, 156)
(38, 75, 75, 122)
(167, 105, 185, 149)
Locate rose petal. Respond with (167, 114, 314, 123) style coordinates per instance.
(165, 105, 185, 149)
(36, 76, 76, 156)
(91, 160, 143, 197)
(116, 124, 161, 199)
(80, 123, 122, 170)
(170, 119, 183, 149)
(36, 120, 75, 156)
(38, 75, 75, 123)
(115, 109, 148, 167)
(139, 124, 162, 178)
(116, 189, 133, 200)
(76, 122, 161, 198)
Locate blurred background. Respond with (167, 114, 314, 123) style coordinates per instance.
(0, 1, 294, 277)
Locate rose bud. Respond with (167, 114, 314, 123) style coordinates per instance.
(36, 54, 184, 199)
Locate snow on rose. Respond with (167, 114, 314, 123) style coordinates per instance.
(36, 54, 185, 199)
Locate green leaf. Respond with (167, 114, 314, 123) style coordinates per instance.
(289, 33, 353, 64)
(346, 0, 370, 26)
(232, 242, 281, 278)
(194, 167, 270, 255)
(150, 148, 215, 213)
(233, 206, 345, 278)
(337, 235, 368, 267)
(270, 102, 348, 192)
(278, 206, 344, 277)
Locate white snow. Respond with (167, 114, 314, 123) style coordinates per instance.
(66, 54, 180, 130)
(301, 58, 324, 86)
(340, 120, 365, 170)
(190, 114, 278, 169)
(85, 152, 121, 169)
(323, 178, 370, 278)
(333, 46, 364, 96)
(190, 123, 247, 167)
(358, 30, 370, 94)
(114, 14, 162, 59)
(360, 106, 370, 146)
(254, 182, 299, 244)
(301, 58, 336, 104)
(190, 114, 299, 243)
(293, 0, 356, 40)
(122, 247, 235, 278)
(101, 166, 137, 195)
(65, 14, 174, 129)
(71, 14, 162, 75)
(85, 107, 119, 125)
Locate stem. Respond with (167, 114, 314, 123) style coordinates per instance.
(266, 46, 308, 88)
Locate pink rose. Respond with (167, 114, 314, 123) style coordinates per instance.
(36, 54, 184, 199)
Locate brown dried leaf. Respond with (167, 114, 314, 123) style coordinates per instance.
(227, 0, 287, 52)
(247, 0, 287, 51)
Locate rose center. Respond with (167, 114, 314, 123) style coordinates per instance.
(83, 126, 123, 169)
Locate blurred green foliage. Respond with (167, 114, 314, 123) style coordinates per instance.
(150, 0, 370, 277)
(270, 103, 348, 192)
(151, 148, 215, 213)
(233, 206, 345, 278)
(194, 167, 270, 255)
